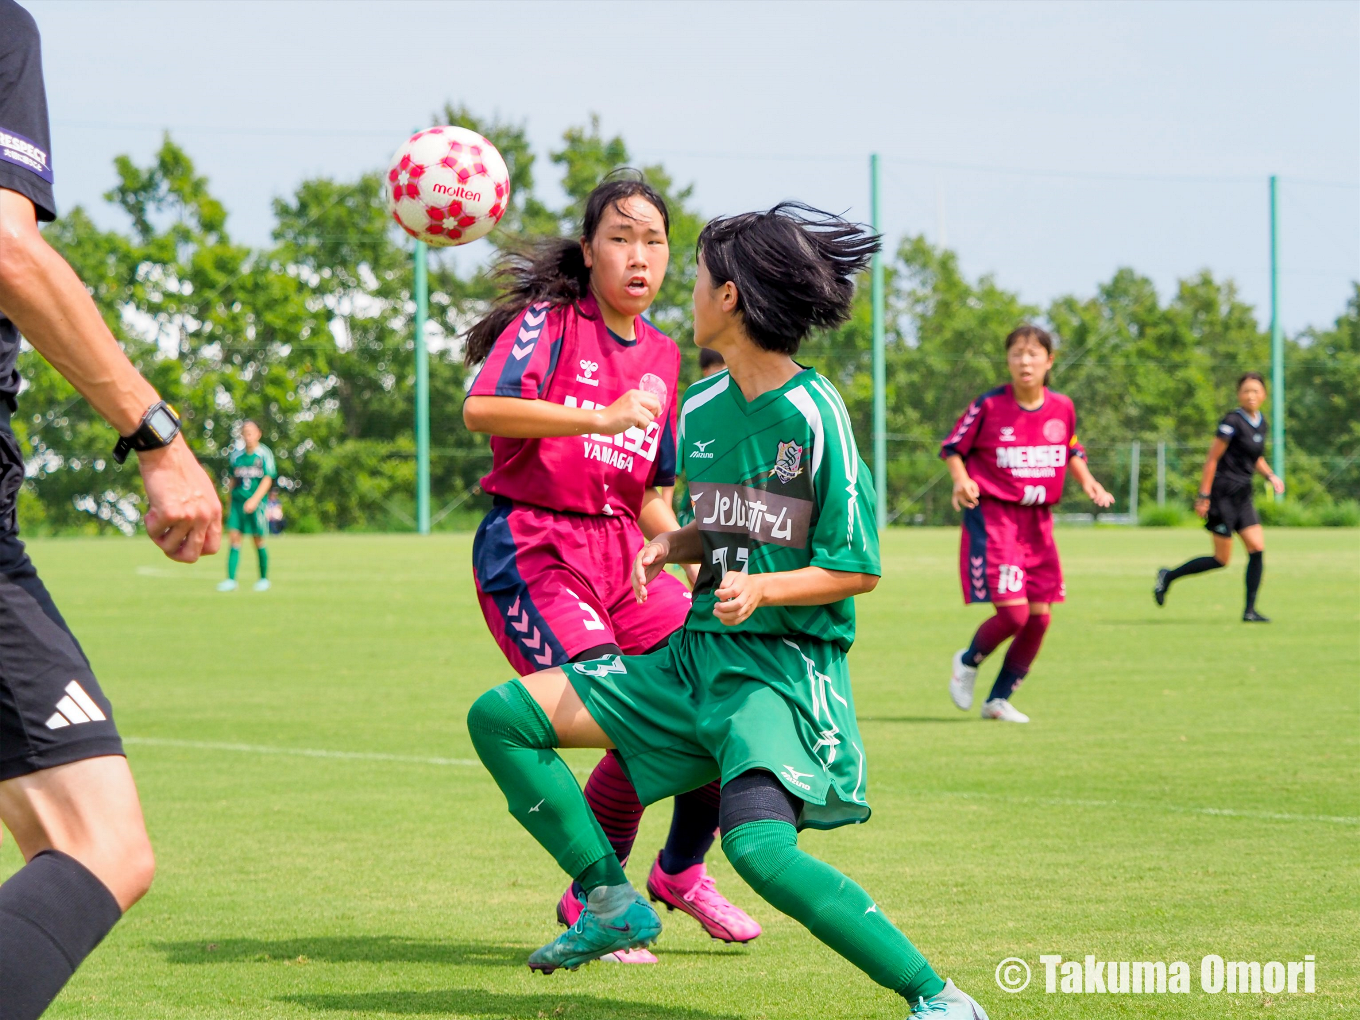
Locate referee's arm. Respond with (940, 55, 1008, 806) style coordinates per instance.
(0, 188, 222, 560)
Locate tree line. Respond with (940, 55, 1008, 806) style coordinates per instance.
(16, 109, 1359, 534)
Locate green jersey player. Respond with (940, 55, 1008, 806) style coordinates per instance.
(218, 420, 276, 592)
(466, 204, 989, 1019)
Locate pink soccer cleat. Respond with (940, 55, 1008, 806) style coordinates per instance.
(646, 856, 761, 943)
(555, 884, 657, 964)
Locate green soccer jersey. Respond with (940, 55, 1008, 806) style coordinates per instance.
(678, 367, 880, 650)
(229, 444, 277, 504)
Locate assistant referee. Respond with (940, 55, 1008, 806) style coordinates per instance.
(0, 4, 221, 1017)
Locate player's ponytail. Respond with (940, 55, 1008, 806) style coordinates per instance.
(464, 171, 670, 366)
(696, 202, 879, 354)
(1005, 324, 1054, 386)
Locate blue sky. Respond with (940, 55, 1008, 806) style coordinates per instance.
(26, 0, 1360, 335)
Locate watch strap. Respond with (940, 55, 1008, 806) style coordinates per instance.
(113, 400, 180, 464)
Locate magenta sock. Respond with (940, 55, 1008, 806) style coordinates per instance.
(989, 613, 1051, 700)
(582, 751, 644, 866)
(962, 604, 1029, 667)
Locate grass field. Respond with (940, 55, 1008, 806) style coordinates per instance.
(3, 528, 1355, 1019)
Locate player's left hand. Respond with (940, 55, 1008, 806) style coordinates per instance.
(1269, 474, 1285, 496)
(632, 537, 671, 603)
(1086, 480, 1115, 508)
(139, 436, 223, 562)
(713, 571, 763, 626)
(243, 498, 260, 514)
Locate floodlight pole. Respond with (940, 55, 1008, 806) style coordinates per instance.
(870, 153, 887, 529)
(414, 241, 431, 534)
(1269, 175, 1284, 502)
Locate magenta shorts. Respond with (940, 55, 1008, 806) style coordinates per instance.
(960, 498, 1065, 605)
(472, 501, 692, 674)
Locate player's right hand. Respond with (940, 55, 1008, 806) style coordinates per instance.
(597, 389, 662, 435)
(631, 536, 671, 604)
(951, 475, 981, 510)
(138, 436, 223, 563)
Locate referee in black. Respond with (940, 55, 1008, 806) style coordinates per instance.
(0, 4, 222, 1017)
(1154, 371, 1284, 621)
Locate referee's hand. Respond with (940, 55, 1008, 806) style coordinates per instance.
(138, 437, 222, 562)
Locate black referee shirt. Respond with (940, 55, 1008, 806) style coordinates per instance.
(1213, 407, 1267, 493)
(0, 0, 55, 417)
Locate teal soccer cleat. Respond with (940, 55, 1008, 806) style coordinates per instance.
(908, 979, 990, 1019)
(528, 893, 662, 974)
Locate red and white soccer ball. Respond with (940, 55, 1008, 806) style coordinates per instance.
(386, 126, 510, 247)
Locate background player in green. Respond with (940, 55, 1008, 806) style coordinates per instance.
(218, 419, 276, 592)
(466, 204, 989, 1018)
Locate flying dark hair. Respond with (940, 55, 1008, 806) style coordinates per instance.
(1005, 324, 1054, 386)
(1237, 371, 1266, 390)
(464, 170, 670, 366)
(697, 202, 879, 354)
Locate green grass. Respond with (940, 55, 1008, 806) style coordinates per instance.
(4, 528, 1356, 1019)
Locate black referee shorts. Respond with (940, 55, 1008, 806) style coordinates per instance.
(0, 430, 123, 782)
(1205, 485, 1261, 537)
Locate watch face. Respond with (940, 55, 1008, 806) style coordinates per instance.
(147, 408, 178, 441)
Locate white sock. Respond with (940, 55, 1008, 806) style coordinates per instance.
(586, 882, 636, 922)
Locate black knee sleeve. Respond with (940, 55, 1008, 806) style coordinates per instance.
(718, 769, 802, 835)
(0, 850, 122, 1020)
(570, 643, 623, 663)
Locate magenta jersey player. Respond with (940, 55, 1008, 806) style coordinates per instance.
(460, 174, 760, 954)
(941, 384, 1085, 509)
(943, 326, 1113, 724)
(468, 293, 680, 523)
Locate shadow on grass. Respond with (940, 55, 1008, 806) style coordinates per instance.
(857, 716, 970, 724)
(281, 989, 741, 1018)
(156, 936, 528, 968)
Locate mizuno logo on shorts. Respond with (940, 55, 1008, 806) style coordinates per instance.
(45, 681, 107, 730)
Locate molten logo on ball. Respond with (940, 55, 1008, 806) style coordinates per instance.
(386, 126, 510, 247)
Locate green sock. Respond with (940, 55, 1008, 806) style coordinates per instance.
(722, 820, 946, 1003)
(257, 546, 268, 579)
(227, 547, 240, 580)
(466, 680, 619, 882)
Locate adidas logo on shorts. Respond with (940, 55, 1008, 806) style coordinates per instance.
(45, 680, 107, 730)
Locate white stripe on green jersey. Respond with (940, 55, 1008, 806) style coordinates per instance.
(678, 366, 879, 651)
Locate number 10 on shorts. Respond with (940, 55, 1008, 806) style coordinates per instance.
(997, 564, 1025, 595)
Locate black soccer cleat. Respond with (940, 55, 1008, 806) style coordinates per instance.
(1153, 568, 1169, 606)
(1242, 608, 1270, 623)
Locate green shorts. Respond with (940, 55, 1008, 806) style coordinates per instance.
(564, 628, 871, 831)
(227, 501, 267, 537)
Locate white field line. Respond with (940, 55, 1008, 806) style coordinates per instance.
(123, 736, 483, 769)
(124, 737, 1358, 825)
(933, 789, 1358, 826)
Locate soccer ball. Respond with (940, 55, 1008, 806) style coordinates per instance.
(386, 126, 510, 247)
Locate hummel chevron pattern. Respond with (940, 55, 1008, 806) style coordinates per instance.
(511, 306, 548, 361)
(506, 595, 555, 666)
(970, 556, 987, 601)
(45, 680, 107, 730)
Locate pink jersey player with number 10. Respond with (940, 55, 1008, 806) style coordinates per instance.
(941, 325, 1114, 724)
(461, 175, 760, 960)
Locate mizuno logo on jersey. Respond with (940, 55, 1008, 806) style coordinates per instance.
(691, 439, 715, 459)
(779, 766, 813, 791)
(45, 681, 107, 730)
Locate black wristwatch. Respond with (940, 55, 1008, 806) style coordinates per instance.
(1197, 491, 1211, 501)
(113, 400, 181, 464)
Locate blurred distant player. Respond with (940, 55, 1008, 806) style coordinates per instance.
(0, 4, 220, 1015)
(462, 173, 758, 960)
(1154, 371, 1283, 621)
(218, 420, 275, 592)
(943, 326, 1114, 723)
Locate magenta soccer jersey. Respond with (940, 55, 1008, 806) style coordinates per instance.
(467, 295, 680, 520)
(940, 385, 1086, 506)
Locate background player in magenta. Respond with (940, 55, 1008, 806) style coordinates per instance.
(1154, 371, 1283, 621)
(942, 326, 1114, 723)
(462, 174, 758, 958)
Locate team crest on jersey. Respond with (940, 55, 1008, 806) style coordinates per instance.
(773, 440, 804, 484)
(1043, 418, 1067, 443)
